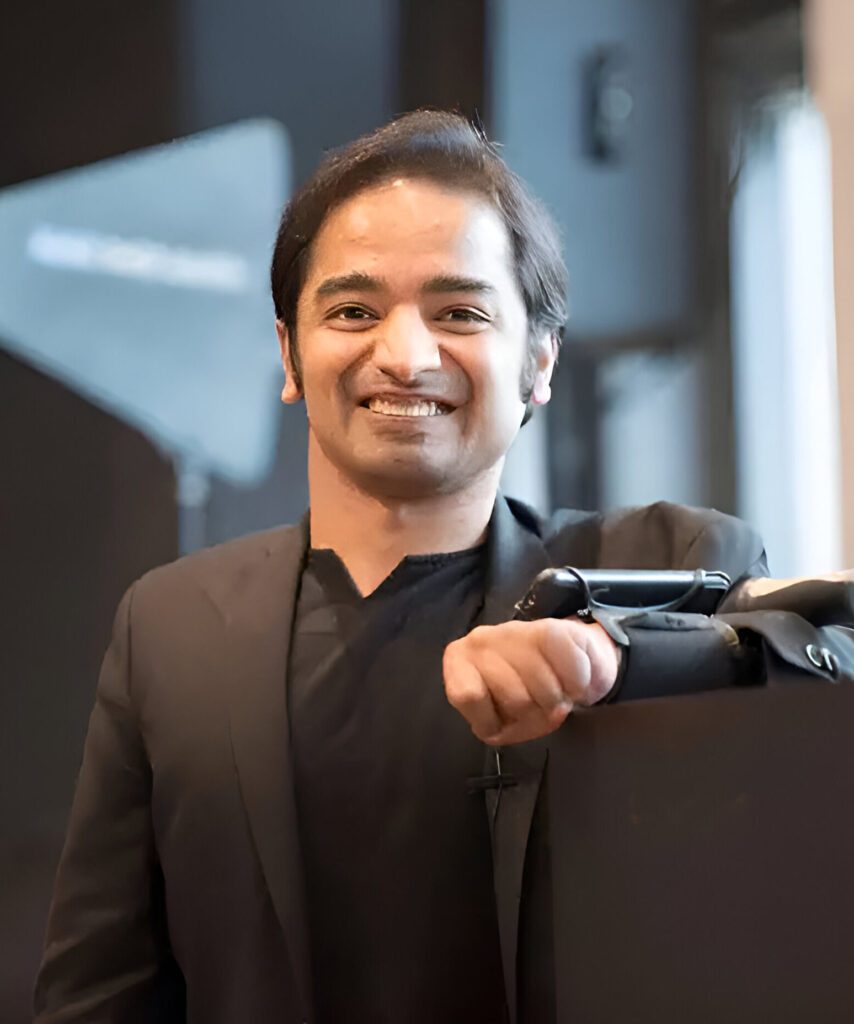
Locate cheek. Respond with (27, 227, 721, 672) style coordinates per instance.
(449, 328, 526, 387)
(298, 359, 336, 419)
(474, 341, 528, 409)
(299, 337, 350, 394)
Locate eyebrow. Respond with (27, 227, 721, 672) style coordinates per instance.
(420, 274, 496, 296)
(313, 271, 497, 299)
(315, 271, 383, 296)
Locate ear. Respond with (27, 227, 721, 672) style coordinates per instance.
(276, 320, 303, 403)
(530, 333, 558, 406)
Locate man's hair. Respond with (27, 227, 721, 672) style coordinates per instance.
(270, 109, 568, 392)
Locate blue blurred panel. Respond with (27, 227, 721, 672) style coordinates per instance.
(0, 120, 290, 485)
(492, 0, 695, 336)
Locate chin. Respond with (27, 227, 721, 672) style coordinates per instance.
(347, 459, 469, 501)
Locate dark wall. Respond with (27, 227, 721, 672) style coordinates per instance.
(0, 1, 181, 188)
(0, 352, 179, 1019)
(1, 5, 182, 1019)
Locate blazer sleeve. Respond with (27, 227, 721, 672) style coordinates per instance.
(33, 584, 174, 1022)
(596, 510, 854, 701)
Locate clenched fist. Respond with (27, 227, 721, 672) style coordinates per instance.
(443, 618, 622, 746)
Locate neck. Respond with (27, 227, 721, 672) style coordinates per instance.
(307, 441, 500, 596)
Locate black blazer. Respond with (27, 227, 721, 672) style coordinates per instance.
(34, 498, 854, 1023)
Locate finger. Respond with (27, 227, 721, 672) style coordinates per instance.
(535, 618, 592, 702)
(493, 641, 571, 718)
(538, 619, 618, 706)
(474, 647, 538, 724)
(467, 647, 572, 743)
(574, 622, 620, 705)
(486, 702, 572, 746)
(443, 643, 503, 741)
(463, 622, 571, 716)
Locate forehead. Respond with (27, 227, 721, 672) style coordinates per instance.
(303, 178, 518, 292)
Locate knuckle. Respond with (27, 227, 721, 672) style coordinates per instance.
(468, 624, 494, 647)
(539, 617, 570, 650)
(445, 682, 481, 711)
(442, 643, 460, 674)
(541, 616, 566, 639)
(579, 673, 611, 707)
(549, 701, 572, 725)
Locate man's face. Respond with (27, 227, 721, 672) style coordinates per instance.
(278, 177, 555, 500)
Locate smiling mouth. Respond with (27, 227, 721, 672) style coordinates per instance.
(363, 397, 453, 417)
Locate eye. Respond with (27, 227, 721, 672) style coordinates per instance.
(437, 307, 492, 330)
(326, 303, 377, 327)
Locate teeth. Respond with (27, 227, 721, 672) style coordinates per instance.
(367, 397, 449, 417)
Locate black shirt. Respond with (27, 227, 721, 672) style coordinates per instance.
(288, 545, 507, 1023)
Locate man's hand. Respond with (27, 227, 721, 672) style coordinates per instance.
(443, 618, 621, 746)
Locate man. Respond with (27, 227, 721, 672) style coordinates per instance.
(34, 111, 854, 1023)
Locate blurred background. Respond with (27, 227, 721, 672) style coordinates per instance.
(1, 0, 851, 1018)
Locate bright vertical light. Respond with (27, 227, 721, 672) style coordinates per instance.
(731, 96, 841, 574)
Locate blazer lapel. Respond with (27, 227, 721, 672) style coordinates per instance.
(480, 496, 552, 1023)
(481, 495, 551, 628)
(221, 519, 314, 1021)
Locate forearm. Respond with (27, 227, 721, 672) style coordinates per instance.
(596, 604, 854, 704)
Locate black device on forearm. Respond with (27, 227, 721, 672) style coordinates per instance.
(513, 567, 732, 621)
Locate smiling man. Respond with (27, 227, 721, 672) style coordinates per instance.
(280, 176, 557, 602)
(35, 111, 854, 1024)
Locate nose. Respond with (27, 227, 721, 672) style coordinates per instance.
(372, 306, 442, 381)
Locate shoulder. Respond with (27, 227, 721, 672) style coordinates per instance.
(598, 501, 760, 565)
(603, 501, 766, 579)
(515, 498, 766, 579)
(131, 522, 306, 617)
